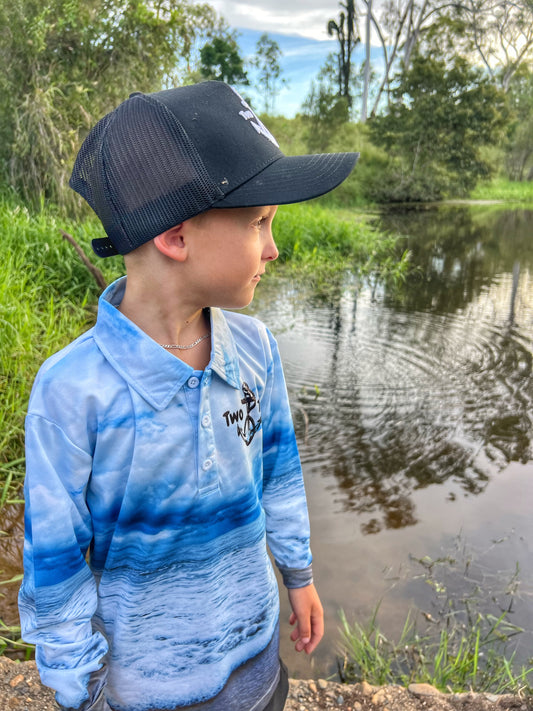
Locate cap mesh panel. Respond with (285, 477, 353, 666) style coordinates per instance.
(70, 94, 223, 254)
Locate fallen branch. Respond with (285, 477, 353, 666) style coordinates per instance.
(60, 229, 107, 291)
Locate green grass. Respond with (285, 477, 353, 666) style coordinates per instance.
(339, 607, 532, 695)
(338, 551, 533, 696)
(0, 196, 122, 500)
(273, 202, 411, 293)
(469, 178, 533, 204)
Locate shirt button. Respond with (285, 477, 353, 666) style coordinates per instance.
(201, 415, 211, 427)
(187, 376, 200, 389)
(202, 459, 213, 471)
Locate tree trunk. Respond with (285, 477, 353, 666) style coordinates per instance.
(361, 0, 372, 122)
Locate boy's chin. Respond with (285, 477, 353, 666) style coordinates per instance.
(225, 297, 255, 310)
(215, 289, 258, 311)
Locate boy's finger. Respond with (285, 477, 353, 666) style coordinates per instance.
(290, 613, 312, 651)
(303, 611, 324, 654)
(303, 631, 321, 654)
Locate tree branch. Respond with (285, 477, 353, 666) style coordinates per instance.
(60, 229, 107, 291)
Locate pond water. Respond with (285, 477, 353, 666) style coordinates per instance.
(247, 205, 533, 679)
(1, 205, 532, 682)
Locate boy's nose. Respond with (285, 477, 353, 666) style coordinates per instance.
(263, 231, 279, 262)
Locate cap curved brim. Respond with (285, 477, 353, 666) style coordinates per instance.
(213, 152, 359, 208)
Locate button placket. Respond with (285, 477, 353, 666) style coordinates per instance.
(198, 374, 218, 495)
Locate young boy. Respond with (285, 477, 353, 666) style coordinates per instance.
(18, 81, 359, 711)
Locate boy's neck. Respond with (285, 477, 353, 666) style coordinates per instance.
(117, 276, 212, 370)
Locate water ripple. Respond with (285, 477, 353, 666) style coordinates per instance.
(265, 279, 533, 529)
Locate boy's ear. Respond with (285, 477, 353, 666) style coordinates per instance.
(153, 224, 187, 262)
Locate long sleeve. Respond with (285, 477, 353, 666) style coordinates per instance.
(19, 414, 108, 710)
(261, 331, 313, 586)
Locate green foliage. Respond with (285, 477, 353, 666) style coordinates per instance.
(0, 0, 218, 207)
(368, 54, 509, 202)
(272, 202, 412, 291)
(470, 178, 533, 204)
(340, 607, 532, 694)
(0, 618, 33, 659)
(249, 33, 286, 114)
(313, 123, 388, 208)
(0, 194, 122, 499)
(199, 35, 247, 84)
(301, 48, 369, 152)
(302, 82, 350, 153)
(505, 67, 533, 180)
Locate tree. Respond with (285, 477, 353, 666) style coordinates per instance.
(505, 67, 533, 180)
(356, 0, 533, 118)
(199, 35, 248, 85)
(368, 53, 509, 201)
(358, 0, 454, 117)
(452, 0, 533, 91)
(327, 0, 360, 108)
(0, 0, 218, 207)
(361, 0, 372, 122)
(301, 55, 350, 152)
(250, 33, 286, 115)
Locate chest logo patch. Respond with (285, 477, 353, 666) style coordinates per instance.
(222, 382, 262, 446)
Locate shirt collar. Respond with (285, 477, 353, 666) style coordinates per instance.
(94, 277, 241, 411)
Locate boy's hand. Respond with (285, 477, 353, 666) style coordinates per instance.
(288, 583, 324, 654)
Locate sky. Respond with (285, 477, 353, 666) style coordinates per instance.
(202, 0, 369, 116)
(235, 28, 340, 115)
(207, 0, 340, 42)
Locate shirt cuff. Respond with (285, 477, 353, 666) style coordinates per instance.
(278, 563, 313, 589)
(59, 665, 110, 711)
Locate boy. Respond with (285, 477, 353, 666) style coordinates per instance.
(19, 81, 359, 711)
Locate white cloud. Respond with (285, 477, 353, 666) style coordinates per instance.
(207, 0, 336, 41)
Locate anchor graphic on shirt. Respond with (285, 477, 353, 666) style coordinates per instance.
(222, 382, 262, 446)
(237, 382, 262, 446)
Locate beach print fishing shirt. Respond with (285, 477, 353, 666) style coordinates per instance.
(19, 277, 313, 711)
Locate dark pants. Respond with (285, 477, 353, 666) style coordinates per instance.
(261, 659, 289, 711)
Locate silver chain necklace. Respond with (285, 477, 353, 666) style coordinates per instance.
(160, 333, 210, 350)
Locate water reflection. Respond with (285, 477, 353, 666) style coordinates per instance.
(379, 206, 533, 314)
(251, 207, 533, 536)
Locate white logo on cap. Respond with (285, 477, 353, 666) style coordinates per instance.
(230, 87, 279, 148)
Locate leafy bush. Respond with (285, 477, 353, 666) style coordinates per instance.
(368, 54, 509, 202)
(0, 0, 218, 207)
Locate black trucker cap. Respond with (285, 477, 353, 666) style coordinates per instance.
(70, 81, 360, 257)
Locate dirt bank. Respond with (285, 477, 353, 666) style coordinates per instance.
(0, 658, 530, 711)
(286, 678, 532, 711)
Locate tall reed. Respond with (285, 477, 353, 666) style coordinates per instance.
(0, 196, 121, 500)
